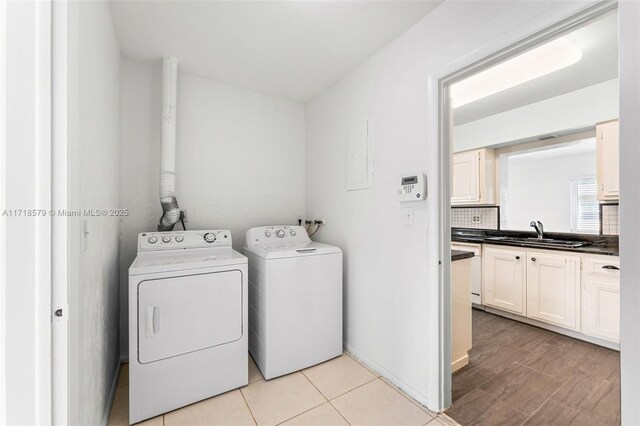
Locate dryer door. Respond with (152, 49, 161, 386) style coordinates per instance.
(137, 270, 243, 364)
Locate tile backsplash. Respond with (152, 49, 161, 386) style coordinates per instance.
(451, 206, 499, 230)
(601, 204, 619, 236)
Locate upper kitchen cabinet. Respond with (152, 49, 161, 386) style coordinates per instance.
(596, 119, 619, 201)
(451, 148, 495, 205)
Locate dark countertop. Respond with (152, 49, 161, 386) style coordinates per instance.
(452, 249, 475, 261)
(452, 229, 619, 256)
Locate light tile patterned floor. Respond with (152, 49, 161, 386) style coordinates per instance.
(109, 353, 458, 426)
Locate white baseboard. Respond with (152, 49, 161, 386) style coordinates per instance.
(451, 354, 469, 373)
(101, 361, 122, 426)
(344, 344, 434, 412)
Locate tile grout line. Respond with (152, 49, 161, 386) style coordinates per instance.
(454, 310, 615, 426)
(269, 371, 330, 426)
(377, 377, 437, 419)
(514, 361, 565, 382)
(516, 367, 575, 426)
(324, 375, 379, 402)
(239, 387, 259, 426)
(326, 399, 352, 426)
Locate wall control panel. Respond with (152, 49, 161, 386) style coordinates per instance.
(245, 226, 310, 248)
(138, 230, 232, 251)
(398, 174, 427, 202)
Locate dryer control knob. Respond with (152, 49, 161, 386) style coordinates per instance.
(162, 236, 171, 243)
(290, 230, 296, 236)
(203, 232, 216, 243)
(148, 236, 158, 244)
(175, 235, 184, 242)
(264, 231, 272, 238)
(276, 229, 286, 238)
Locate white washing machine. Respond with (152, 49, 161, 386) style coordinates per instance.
(128, 230, 247, 424)
(244, 225, 343, 380)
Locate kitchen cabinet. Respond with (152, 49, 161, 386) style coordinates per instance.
(482, 246, 526, 315)
(451, 242, 482, 305)
(526, 252, 580, 330)
(452, 148, 495, 205)
(451, 255, 472, 372)
(596, 120, 619, 201)
(582, 257, 620, 343)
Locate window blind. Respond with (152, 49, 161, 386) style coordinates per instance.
(570, 176, 599, 233)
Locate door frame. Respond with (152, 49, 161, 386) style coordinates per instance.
(426, 0, 618, 413)
(0, 0, 68, 423)
(52, 0, 70, 424)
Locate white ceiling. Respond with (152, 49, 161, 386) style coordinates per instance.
(454, 11, 618, 125)
(509, 138, 596, 162)
(110, 0, 442, 102)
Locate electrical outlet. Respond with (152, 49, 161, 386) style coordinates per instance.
(472, 215, 481, 224)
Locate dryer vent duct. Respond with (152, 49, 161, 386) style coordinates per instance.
(158, 56, 182, 231)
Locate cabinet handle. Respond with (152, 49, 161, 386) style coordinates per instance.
(515, 256, 520, 260)
(602, 265, 619, 270)
(531, 257, 536, 261)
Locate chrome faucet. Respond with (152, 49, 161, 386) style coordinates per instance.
(530, 221, 544, 239)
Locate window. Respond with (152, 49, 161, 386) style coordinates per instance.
(570, 176, 599, 233)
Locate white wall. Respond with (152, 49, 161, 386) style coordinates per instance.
(618, 2, 640, 424)
(305, 0, 593, 408)
(118, 58, 306, 358)
(503, 148, 596, 232)
(454, 78, 618, 152)
(68, 1, 121, 425)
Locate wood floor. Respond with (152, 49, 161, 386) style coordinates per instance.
(446, 309, 620, 426)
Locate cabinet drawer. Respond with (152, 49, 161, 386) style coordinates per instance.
(582, 257, 620, 278)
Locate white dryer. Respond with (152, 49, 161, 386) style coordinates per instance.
(128, 230, 247, 424)
(244, 225, 343, 380)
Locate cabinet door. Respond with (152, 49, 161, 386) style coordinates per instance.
(483, 246, 526, 315)
(582, 258, 620, 343)
(596, 120, 619, 201)
(452, 150, 480, 204)
(526, 252, 580, 330)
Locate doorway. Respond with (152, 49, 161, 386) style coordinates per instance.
(436, 3, 622, 425)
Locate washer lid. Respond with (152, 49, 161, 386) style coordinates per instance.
(245, 241, 341, 260)
(129, 248, 247, 275)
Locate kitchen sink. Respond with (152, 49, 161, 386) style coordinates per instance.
(485, 236, 591, 248)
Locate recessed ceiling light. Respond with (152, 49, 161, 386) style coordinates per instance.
(450, 37, 582, 108)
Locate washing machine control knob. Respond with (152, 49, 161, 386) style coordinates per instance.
(148, 236, 158, 244)
(264, 231, 272, 238)
(203, 232, 216, 243)
(290, 230, 296, 236)
(276, 229, 286, 238)
(162, 236, 171, 243)
(175, 235, 184, 242)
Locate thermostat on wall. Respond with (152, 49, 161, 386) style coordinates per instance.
(398, 174, 427, 202)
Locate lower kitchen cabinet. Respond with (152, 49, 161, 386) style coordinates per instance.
(526, 252, 581, 330)
(482, 246, 526, 315)
(481, 244, 620, 348)
(582, 257, 620, 343)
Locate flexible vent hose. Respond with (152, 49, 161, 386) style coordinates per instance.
(158, 56, 181, 231)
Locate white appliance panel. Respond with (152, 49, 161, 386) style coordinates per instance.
(263, 253, 342, 378)
(137, 270, 243, 364)
(129, 229, 248, 424)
